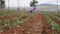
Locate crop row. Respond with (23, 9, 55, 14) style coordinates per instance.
(0, 10, 36, 32)
(45, 14, 60, 34)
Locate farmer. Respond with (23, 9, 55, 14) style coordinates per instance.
(30, 0, 38, 13)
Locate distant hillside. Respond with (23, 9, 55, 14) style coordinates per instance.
(35, 3, 60, 11)
(37, 3, 59, 6)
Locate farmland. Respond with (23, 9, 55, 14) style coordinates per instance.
(0, 9, 60, 34)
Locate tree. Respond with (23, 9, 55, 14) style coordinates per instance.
(0, 0, 5, 5)
(30, 0, 38, 8)
(8, 0, 9, 10)
(17, 0, 20, 10)
(0, 0, 5, 8)
(30, 0, 38, 13)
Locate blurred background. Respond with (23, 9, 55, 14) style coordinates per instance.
(0, 0, 60, 11)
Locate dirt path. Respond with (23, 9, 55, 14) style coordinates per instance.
(21, 14, 44, 34)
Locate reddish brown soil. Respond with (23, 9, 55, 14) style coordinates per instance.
(57, 15, 60, 17)
(50, 16, 60, 25)
(9, 16, 28, 23)
(0, 14, 20, 20)
(40, 14, 53, 34)
(0, 14, 57, 34)
(50, 16, 60, 34)
(19, 16, 28, 21)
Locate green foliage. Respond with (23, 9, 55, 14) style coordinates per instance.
(0, 0, 5, 4)
(45, 13, 60, 32)
(30, 0, 38, 7)
(0, 9, 36, 32)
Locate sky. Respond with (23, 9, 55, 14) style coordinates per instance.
(5, 0, 60, 7)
